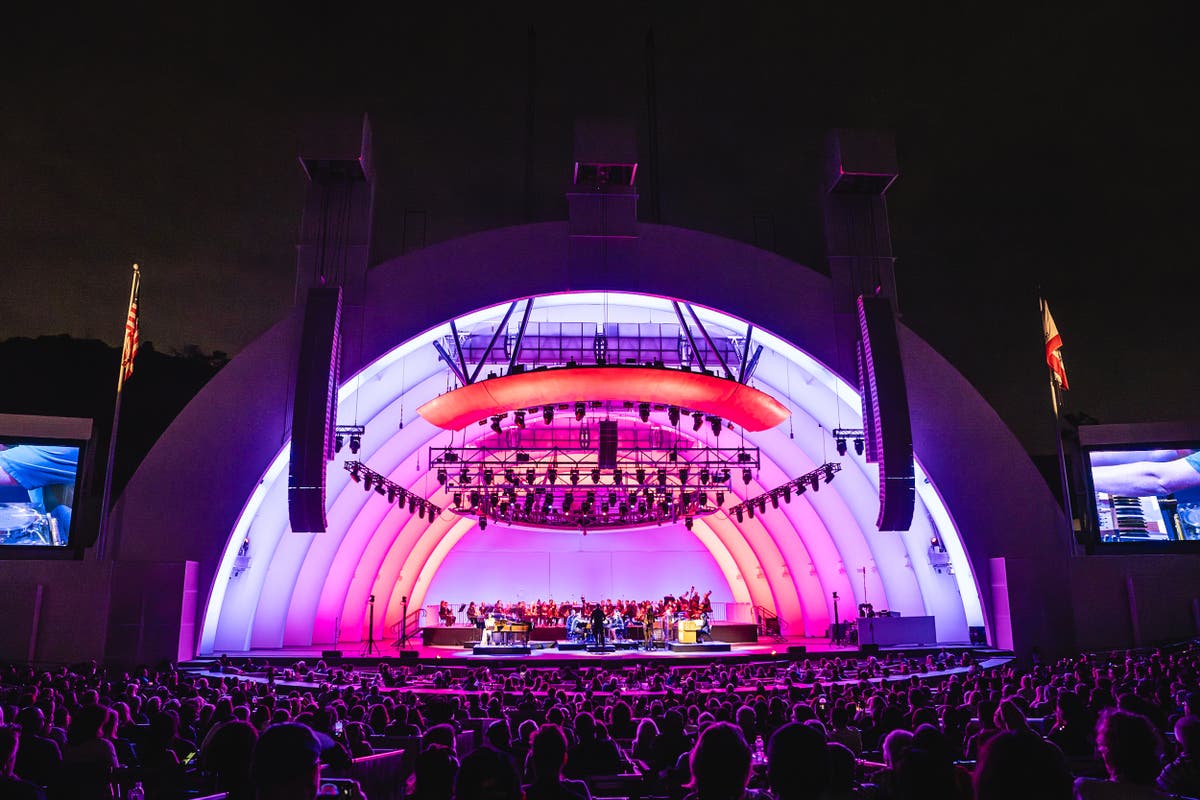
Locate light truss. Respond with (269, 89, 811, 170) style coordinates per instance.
(729, 462, 842, 522)
(343, 461, 441, 520)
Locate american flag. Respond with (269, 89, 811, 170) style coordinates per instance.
(119, 265, 141, 390)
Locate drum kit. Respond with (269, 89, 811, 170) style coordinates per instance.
(0, 503, 56, 546)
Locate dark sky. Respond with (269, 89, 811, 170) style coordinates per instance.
(4, 5, 1197, 455)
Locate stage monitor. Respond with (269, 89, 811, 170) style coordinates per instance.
(1079, 421, 1200, 550)
(0, 414, 93, 549)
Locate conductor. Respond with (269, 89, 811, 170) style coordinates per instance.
(590, 603, 608, 651)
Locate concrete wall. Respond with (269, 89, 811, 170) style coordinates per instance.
(1070, 554, 1200, 651)
(0, 561, 112, 663)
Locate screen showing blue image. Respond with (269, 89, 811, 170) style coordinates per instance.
(1087, 447, 1200, 544)
(0, 441, 82, 546)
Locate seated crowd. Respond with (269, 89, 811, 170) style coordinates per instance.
(0, 641, 1197, 799)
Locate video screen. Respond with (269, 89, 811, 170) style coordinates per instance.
(1087, 447, 1200, 543)
(0, 441, 82, 547)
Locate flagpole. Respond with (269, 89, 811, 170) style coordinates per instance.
(1040, 295, 1076, 551)
(96, 265, 140, 560)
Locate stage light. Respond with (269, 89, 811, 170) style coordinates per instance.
(668, 406, 681, 426)
(452, 492, 462, 506)
(591, 467, 601, 484)
(679, 468, 689, 484)
(685, 517, 694, 530)
(657, 468, 668, 486)
(436, 468, 447, 485)
(568, 468, 579, 485)
(543, 406, 554, 425)
(854, 437, 864, 456)
(636, 468, 646, 485)
(747, 503, 755, 519)
(613, 468, 623, 485)
(668, 448, 677, 462)
(375, 483, 386, 497)
(716, 491, 725, 505)
(823, 464, 836, 483)
(742, 468, 752, 485)
(349, 463, 362, 482)
(562, 492, 574, 511)
(547, 467, 558, 483)
(770, 493, 779, 509)
(700, 468, 710, 484)
(810, 475, 820, 492)
(469, 491, 481, 507)
(697, 492, 708, 507)
(349, 435, 361, 455)
(386, 486, 397, 503)
(418, 502, 426, 519)
(783, 485, 791, 503)
(479, 516, 487, 531)
(757, 497, 767, 513)
(692, 411, 704, 432)
(408, 496, 417, 513)
(459, 467, 470, 485)
(362, 475, 374, 492)
(505, 468, 516, 484)
(579, 426, 589, 447)
(490, 417, 503, 435)
(638, 402, 650, 423)
(574, 402, 586, 421)
(735, 507, 744, 522)
(709, 416, 722, 436)
(836, 437, 847, 456)
(514, 410, 526, 428)
(543, 493, 553, 511)
(526, 468, 536, 485)
(334, 435, 344, 453)
(524, 493, 535, 511)
(482, 468, 494, 485)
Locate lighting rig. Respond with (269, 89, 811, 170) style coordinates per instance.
(334, 425, 366, 455)
(344, 461, 441, 520)
(429, 443, 758, 531)
(832, 428, 865, 457)
(728, 462, 842, 523)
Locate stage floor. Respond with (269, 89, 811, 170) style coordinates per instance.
(198, 635, 994, 665)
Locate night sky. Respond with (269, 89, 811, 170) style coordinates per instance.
(4, 5, 1196, 455)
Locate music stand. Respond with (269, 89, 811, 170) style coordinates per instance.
(361, 594, 380, 657)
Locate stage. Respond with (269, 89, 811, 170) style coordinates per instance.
(420, 621, 760, 648)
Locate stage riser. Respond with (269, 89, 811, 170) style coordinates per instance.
(712, 622, 758, 643)
(422, 627, 484, 647)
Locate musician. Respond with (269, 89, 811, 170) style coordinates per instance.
(590, 603, 608, 650)
(467, 602, 479, 626)
(1091, 449, 1200, 496)
(438, 601, 455, 627)
(698, 610, 712, 642)
(643, 605, 657, 650)
(701, 590, 713, 614)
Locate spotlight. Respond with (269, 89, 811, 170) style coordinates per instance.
(735, 507, 744, 523)
(349, 435, 361, 454)
(543, 493, 553, 511)
(716, 490, 725, 505)
(418, 502, 426, 519)
(679, 468, 689, 484)
(526, 468, 536, 485)
(854, 437, 864, 456)
(836, 438, 848, 456)
(562, 492, 574, 512)
(436, 468, 447, 485)
(579, 426, 590, 448)
(638, 402, 650, 423)
(636, 468, 646, 485)
(543, 406, 554, 425)
(514, 410, 526, 428)
(747, 504, 755, 519)
(334, 435, 344, 453)
(479, 516, 487, 531)
(362, 474, 374, 492)
(547, 466, 558, 483)
(613, 468, 623, 485)
(770, 493, 779, 509)
(408, 496, 417, 513)
(685, 517, 694, 530)
(668, 406, 681, 426)
(757, 498, 767, 514)
(574, 402, 586, 422)
(490, 417, 503, 435)
(481, 469, 493, 485)
(697, 493, 708, 508)
(452, 492, 462, 506)
(505, 468, 516, 484)
(591, 468, 601, 484)
(692, 411, 704, 432)
(570, 468, 580, 485)
(700, 468, 710, 484)
(469, 491, 481, 507)
(783, 485, 791, 503)
(375, 482, 387, 497)
(810, 475, 820, 492)
(524, 493, 535, 511)
(824, 464, 836, 483)
(387, 486, 397, 503)
(742, 468, 753, 485)
(709, 416, 722, 436)
(349, 463, 362, 482)
(459, 468, 470, 485)
(657, 468, 668, 486)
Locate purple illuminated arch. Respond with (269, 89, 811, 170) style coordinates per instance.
(108, 222, 1067, 658)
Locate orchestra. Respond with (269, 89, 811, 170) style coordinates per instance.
(439, 587, 716, 646)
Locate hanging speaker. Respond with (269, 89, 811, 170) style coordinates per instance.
(858, 295, 914, 531)
(598, 420, 619, 470)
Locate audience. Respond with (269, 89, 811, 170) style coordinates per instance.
(1075, 709, 1167, 800)
(0, 724, 46, 800)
